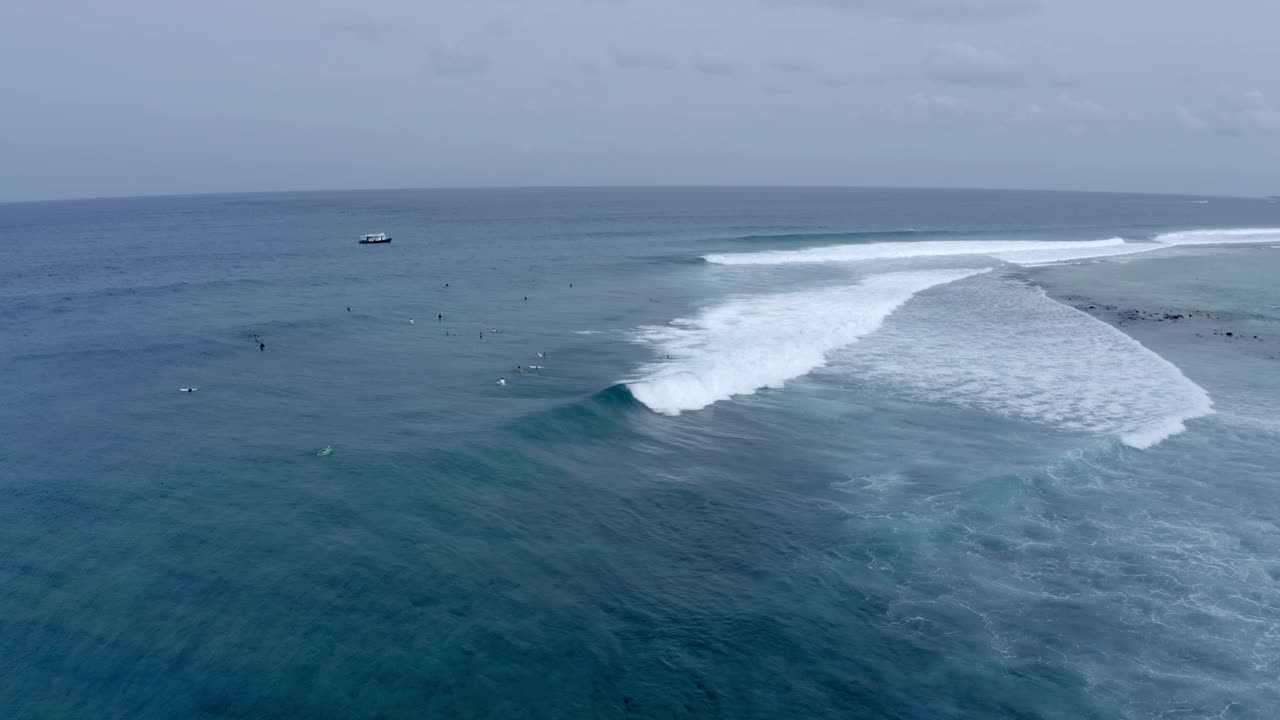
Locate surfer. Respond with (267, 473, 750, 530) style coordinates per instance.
(497, 377, 506, 386)
(409, 319, 415, 324)
(515, 366, 525, 374)
(347, 307, 350, 312)
(259, 342, 266, 351)
(438, 314, 443, 321)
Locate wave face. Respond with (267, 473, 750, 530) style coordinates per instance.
(704, 238, 1137, 266)
(1155, 228, 1280, 245)
(625, 269, 990, 415)
(834, 275, 1214, 448)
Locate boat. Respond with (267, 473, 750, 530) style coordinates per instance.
(359, 232, 392, 244)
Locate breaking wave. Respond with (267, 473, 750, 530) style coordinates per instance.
(1154, 228, 1280, 245)
(833, 275, 1214, 449)
(704, 237, 1149, 267)
(706, 226, 1280, 269)
(989, 241, 1165, 266)
(625, 269, 990, 415)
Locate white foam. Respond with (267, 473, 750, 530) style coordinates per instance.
(1156, 228, 1280, 245)
(991, 241, 1166, 266)
(704, 238, 1131, 266)
(625, 268, 989, 415)
(833, 275, 1213, 448)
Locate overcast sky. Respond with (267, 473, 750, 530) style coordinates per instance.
(2, 0, 1278, 202)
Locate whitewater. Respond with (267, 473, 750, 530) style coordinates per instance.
(705, 227, 1280, 268)
(627, 227, 1280, 447)
(625, 268, 990, 415)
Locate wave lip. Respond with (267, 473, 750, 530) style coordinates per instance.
(625, 268, 990, 416)
(704, 238, 1131, 266)
(1155, 228, 1280, 245)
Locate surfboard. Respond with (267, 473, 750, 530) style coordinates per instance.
(179, 388, 197, 392)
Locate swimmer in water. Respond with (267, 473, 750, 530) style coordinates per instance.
(438, 314, 442, 321)
(497, 377, 506, 386)
(259, 342, 266, 350)
(515, 366, 525, 373)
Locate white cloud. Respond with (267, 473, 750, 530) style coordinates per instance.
(909, 92, 972, 117)
(1007, 102, 1045, 124)
(694, 55, 737, 77)
(772, 58, 813, 74)
(1176, 91, 1280, 136)
(780, 0, 1036, 21)
(613, 49, 676, 71)
(927, 42, 1023, 87)
(1176, 106, 1206, 130)
(1056, 92, 1110, 120)
(429, 50, 491, 78)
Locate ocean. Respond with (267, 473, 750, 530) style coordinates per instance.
(2, 187, 1279, 719)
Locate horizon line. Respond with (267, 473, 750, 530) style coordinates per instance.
(0, 182, 1256, 208)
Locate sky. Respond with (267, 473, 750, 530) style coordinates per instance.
(2, 0, 1279, 202)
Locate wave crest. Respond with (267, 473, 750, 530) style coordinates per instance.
(704, 238, 1139, 266)
(625, 269, 990, 415)
(1155, 228, 1280, 245)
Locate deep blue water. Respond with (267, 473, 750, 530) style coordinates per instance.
(3, 188, 1280, 719)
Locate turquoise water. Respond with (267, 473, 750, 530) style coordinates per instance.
(2, 188, 1279, 718)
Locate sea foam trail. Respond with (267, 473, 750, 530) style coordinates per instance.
(834, 275, 1214, 448)
(704, 238, 1139, 266)
(625, 268, 989, 415)
(1155, 228, 1280, 245)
